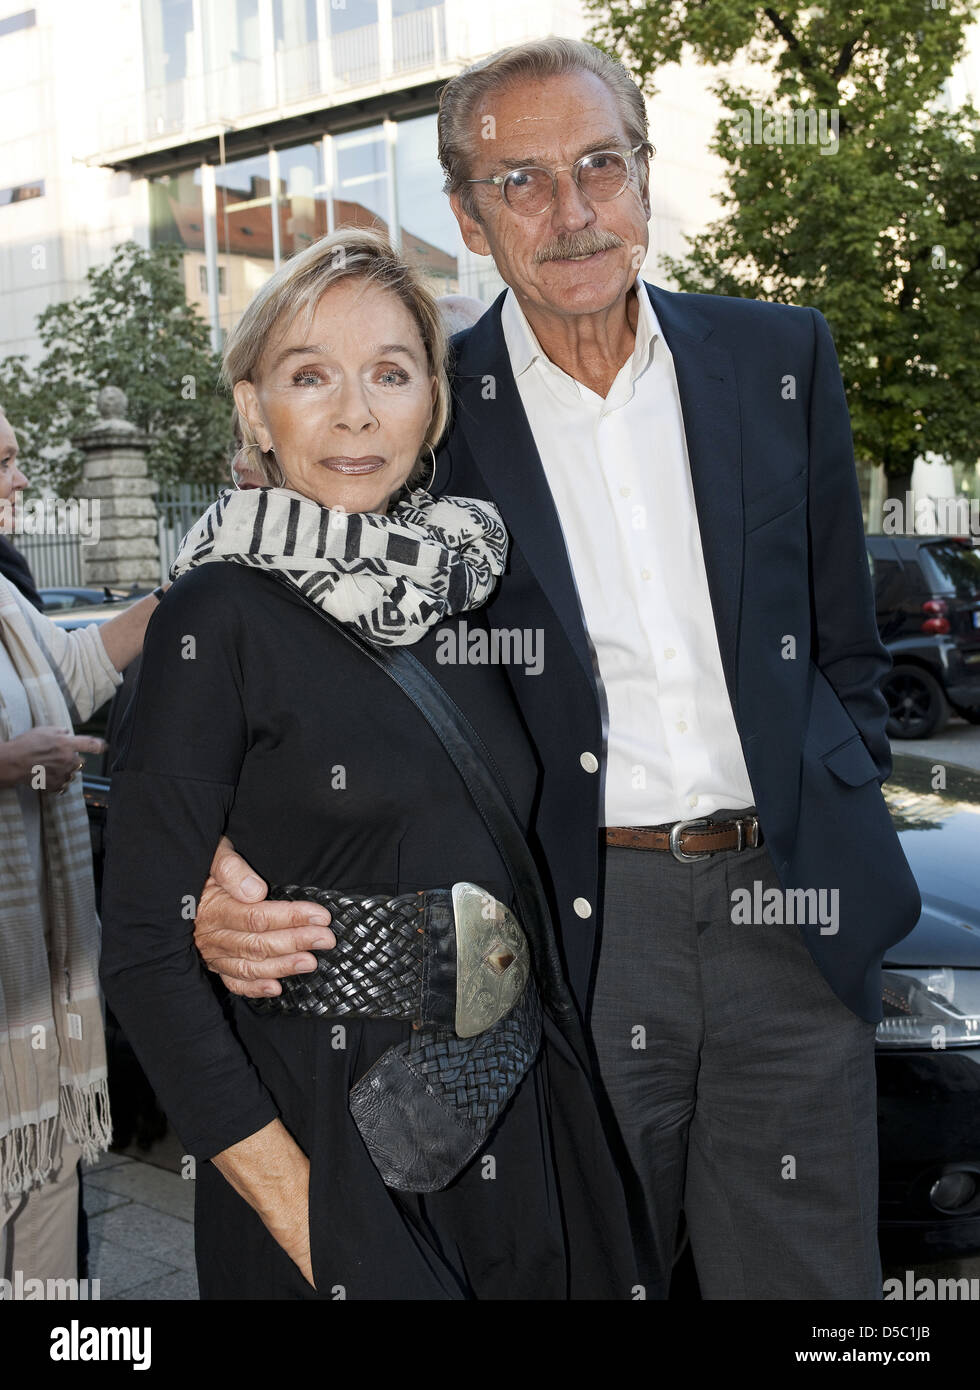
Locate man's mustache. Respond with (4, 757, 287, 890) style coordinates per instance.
(534, 230, 625, 263)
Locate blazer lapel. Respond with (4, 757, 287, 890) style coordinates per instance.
(648, 284, 744, 719)
(451, 297, 596, 685)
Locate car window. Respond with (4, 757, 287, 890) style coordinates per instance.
(918, 542, 980, 597)
(868, 550, 903, 605)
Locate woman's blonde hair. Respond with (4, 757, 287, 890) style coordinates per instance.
(222, 226, 450, 488)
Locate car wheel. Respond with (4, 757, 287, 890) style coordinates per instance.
(883, 665, 950, 739)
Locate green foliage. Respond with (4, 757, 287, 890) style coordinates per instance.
(586, 0, 980, 484)
(0, 241, 231, 494)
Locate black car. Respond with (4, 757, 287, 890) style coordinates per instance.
(867, 534, 980, 738)
(878, 753, 980, 1258)
(40, 585, 139, 612)
(54, 609, 980, 1257)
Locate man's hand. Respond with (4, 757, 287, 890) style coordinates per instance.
(194, 836, 336, 998)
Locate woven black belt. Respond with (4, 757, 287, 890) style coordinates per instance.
(247, 881, 530, 1038)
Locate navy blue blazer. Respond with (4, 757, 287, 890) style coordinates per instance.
(437, 281, 921, 1024)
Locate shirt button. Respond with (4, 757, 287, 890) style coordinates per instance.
(573, 897, 592, 919)
(676, 720, 688, 733)
(664, 647, 676, 660)
(641, 568, 651, 581)
(580, 752, 599, 773)
(688, 795, 699, 807)
(619, 486, 631, 497)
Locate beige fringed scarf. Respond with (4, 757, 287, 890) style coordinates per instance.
(0, 580, 112, 1200)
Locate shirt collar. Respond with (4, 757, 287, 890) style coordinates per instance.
(501, 280, 660, 388)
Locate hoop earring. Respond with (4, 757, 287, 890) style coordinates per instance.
(418, 443, 437, 493)
(235, 439, 280, 488)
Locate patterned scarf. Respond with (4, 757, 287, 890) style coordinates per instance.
(170, 486, 509, 643)
(0, 582, 111, 1199)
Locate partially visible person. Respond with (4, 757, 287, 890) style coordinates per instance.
(0, 439, 166, 1290)
(0, 408, 43, 612)
(437, 294, 487, 337)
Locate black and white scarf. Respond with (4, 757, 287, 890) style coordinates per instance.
(170, 486, 508, 645)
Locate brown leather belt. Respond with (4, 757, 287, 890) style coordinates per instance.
(604, 815, 762, 862)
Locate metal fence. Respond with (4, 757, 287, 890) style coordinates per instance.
(16, 529, 84, 589)
(156, 481, 222, 584)
(8, 485, 222, 593)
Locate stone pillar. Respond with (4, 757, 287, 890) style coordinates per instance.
(74, 385, 161, 589)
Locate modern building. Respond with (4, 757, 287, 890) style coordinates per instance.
(1, 1, 977, 528)
(0, 0, 734, 358)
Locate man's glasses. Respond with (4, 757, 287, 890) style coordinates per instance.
(466, 143, 652, 217)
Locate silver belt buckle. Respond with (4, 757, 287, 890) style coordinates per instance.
(451, 882, 530, 1038)
(668, 817, 711, 863)
(735, 815, 760, 852)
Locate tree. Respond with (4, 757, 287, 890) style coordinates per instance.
(0, 241, 231, 494)
(586, 0, 980, 499)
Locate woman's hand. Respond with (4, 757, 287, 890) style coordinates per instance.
(0, 726, 106, 792)
(211, 1118, 316, 1289)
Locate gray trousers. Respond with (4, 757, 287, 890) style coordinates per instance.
(589, 817, 882, 1300)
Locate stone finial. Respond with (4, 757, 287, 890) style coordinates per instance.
(97, 384, 128, 421)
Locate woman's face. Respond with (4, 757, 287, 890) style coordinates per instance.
(0, 416, 28, 531)
(233, 278, 436, 515)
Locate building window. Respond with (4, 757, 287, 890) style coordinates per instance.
(276, 141, 330, 261)
(215, 152, 274, 334)
(334, 125, 389, 231)
(0, 10, 36, 38)
(394, 114, 458, 296)
(0, 180, 44, 205)
(198, 264, 227, 295)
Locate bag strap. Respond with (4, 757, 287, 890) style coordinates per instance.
(267, 576, 587, 1055)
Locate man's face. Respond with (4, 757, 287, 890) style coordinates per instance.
(0, 416, 28, 531)
(450, 70, 651, 321)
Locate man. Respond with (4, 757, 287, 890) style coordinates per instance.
(0, 409, 43, 612)
(190, 39, 920, 1298)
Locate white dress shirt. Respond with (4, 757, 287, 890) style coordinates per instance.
(500, 283, 756, 826)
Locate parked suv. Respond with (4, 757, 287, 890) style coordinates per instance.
(867, 535, 980, 738)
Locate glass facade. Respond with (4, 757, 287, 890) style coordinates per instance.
(147, 111, 480, 346)
(276, 141, 330, 260)
(395, 113, 460, 296)
(139, 0, 447, 134)
(214, 153, 274, 334)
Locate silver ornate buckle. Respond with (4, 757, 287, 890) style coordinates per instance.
(451, 882, 530, 1038)
(668, 817, 712, 863)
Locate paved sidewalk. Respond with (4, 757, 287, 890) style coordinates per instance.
(81, 1149, 198, 1301)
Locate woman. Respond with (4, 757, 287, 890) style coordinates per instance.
(0, 410, 163, 1284)
(99, 228, 636, 1300)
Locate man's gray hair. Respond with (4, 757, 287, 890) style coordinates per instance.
(438, 37, 652, 221)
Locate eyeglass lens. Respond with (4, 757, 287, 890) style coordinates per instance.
(503, 152, 631, 213)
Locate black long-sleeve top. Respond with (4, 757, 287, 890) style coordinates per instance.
(99, 560, 540, 1162)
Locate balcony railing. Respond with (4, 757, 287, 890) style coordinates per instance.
(97, 4, 448, 155)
